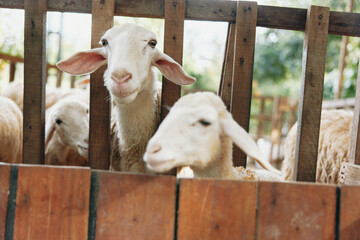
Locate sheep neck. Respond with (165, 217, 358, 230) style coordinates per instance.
(191, 136, 238, 179)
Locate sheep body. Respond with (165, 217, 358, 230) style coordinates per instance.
(57, 23, 195, 173)
(143, 92, 283, 181)
(0, 96, 23, 163)
(281, 109, 352, 183)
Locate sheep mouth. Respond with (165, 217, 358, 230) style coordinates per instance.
(146, 158, 176, 172)
(113, 88, 139, 98)
(77, 145, 89, 153)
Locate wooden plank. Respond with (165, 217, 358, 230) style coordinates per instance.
(23, 0, 47, 164)
(9, 62, 15, 82)
(88, 0, 114, 170)
(1, 1, 359, 36)
(177, 178, 257, 239)
(349, 63, 360, 165)
(0, 164, 10, 240)
(219, 23, 235, 111)
(257, 182, 337, 240)
(160, 0, 185, 121)
(230, 1, 257, 167)
(294, 6, 329, 182)
(339, 185, 360, 240)
(94, 172, 176, 240)
(13, 165, 91, 240)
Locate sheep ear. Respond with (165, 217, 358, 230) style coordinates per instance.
(57, 48, 107, 75)
(220, 116, 281, 174)
(152, 49, 196, 85)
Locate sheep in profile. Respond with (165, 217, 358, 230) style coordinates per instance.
(0, 96, 22, 163)
(143, 92, 283, 181)
(57, 23, 195, 172)
(281, 109, 352, 184)
(45, 98, 89, 166)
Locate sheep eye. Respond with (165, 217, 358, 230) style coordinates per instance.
(199, 119, 211, 126)
(86, 109, 89, 114)
(101, 39, 108, 47)
(55, 119, 62, 125)
(148, 40, 157, 48)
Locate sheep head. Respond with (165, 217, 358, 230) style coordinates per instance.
(57, 23, 195, 104)
(143, 92, 265, 173)
(45, 99, 89, 158)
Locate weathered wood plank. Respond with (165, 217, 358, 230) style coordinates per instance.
(218, 23, 235, 111)
(1, 1, 359, 36)
(95, 172, 176, 240)
(339, 185, 360, 240)
(231, 1, 257, 167)
(349, 62, 360, 165)
(160, 0, 185, 121)
(294, 6, 329, 182)
(23, 0, 47, 164)
(13, 165, 91, 240)
(177, 179, 257, 239)
(0, 164, 10, 240)
(88, 0, 114, 170)
(257, 182, 337, 239)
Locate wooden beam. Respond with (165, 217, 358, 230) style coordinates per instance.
(160, 0, 185, 121)
(1, 1, 359, 36)
(294, 6, 329, 182)
(23, 0, 47, 164)
(88, 0, 114, 170)
(230, 1, 257, 167)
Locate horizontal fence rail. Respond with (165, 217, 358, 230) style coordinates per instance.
(1, 163, 360, 240)
(1, 0, 360, 36)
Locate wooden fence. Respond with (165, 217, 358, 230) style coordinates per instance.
(1, 163, 360, 240)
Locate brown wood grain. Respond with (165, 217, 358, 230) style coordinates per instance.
(349, 63, 360, 165)
(257, 182, 337, 240)
(88, 0, 114, 170)
(160, 0, 185, 122)
(219, 23, 235, 112)
(1, 1, 360, 36)
(23, 0, 47, 164)
(339, 185, 360, 240)
(294, 6, 329, 182)
(0, 164, 10, 240)
(95, 172, 176, 240)
(13, 165, 91, 240)
(177, 178, 257, 240)
(231, 1, 257, 167)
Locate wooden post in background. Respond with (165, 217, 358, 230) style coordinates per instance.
(89, 0, 115, 170)
(231, 1, 257, 167)
(23, 0, 47, 164)
(294, 6, 329, 182)
(160, 0, 185, 121)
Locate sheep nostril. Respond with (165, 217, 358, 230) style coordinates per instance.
(84, 139, 89, 144)
(111, 72, 132, 84)
(149, 144, 161, 154)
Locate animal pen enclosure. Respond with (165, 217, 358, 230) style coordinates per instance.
(0, 0, 360, 239)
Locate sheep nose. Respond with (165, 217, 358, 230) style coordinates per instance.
(111, 71, 132, 85)
(84, 138, 89, 144)
(148, 144, 162, 154)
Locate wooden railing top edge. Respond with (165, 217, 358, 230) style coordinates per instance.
(0, 0, 359, 37)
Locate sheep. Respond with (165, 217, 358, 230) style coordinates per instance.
(0, 96, 23, 163)
(281, 109, 353, 184)
(45, 98, 89, 166)
(57, 23, 195, 172)
(143, 92, 283, 181)
(2, 81, 89, 111)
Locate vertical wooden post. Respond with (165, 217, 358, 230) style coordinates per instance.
(294, 6, 329, 182)
(349, 62, 360, 164)
(9, 62, 16, 82)
(23, 0, 47, 164)
(56, 69, 62, 87)
(219, 23, 235, 111)
(231, 1, 257, 167)
(160, 0, 185, 121)
(89, 0, 115, 170)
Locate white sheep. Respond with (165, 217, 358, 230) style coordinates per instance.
(45, 98, 89, 166)
(57, 23, 195, 172)
(281, 109, 353, 184)
(0, 95, 23, 163)
(143, 92, 283, 181)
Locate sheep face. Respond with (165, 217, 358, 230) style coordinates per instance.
(46, 100, 89, 158)
(144, 100, 222, 173)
